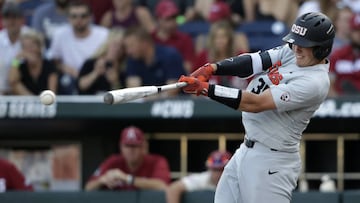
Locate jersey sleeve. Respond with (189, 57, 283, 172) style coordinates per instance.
(215, 44, 288, 79)
(271, 75, 328, 112)
(7, 162, 33, 191)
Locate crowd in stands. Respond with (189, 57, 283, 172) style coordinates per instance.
(0, 0, 359, 97)
(1, 0, 359, 196)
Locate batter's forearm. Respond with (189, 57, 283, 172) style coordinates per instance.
(214, 51, 272, 78)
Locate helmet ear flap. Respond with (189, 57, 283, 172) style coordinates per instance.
(312, 40, 333, 60)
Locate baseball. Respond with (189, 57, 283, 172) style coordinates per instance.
(40, 90, 56, 105)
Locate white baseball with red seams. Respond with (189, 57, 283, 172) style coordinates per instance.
(40, 90, 56, 105)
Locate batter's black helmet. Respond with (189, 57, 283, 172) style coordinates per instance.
(282, 12, 335, 60)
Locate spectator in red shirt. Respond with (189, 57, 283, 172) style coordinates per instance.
(100, 0, 155, 33)
(329, 13, 360, 96)
(151, 0, 195, 74)
(85, 126, 171, 191)
(0, 158, 33, 192)
(82, 0, 112, 24)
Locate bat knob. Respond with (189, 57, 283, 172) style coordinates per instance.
(103, 92, 114, 105)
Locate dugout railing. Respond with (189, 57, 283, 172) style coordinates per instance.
(0, 95, 359, 190)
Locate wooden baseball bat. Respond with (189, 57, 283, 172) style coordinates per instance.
(103, 82, 187, 104)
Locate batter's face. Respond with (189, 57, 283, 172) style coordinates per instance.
(292, 44, 320, 67)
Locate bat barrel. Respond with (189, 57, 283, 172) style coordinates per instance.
(103, 92, 114, 105)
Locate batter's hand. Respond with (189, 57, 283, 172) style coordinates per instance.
(178, 75, 209, 96)
(190, 63, 215, 82)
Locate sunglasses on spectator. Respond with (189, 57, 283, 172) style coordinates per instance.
(69, 13, 89, 19)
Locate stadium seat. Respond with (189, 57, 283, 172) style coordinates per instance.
(182, 190, 215, 203)
(178, 20, 210, 39)
(343, 191, 360, 203)
(138, 190, 167, 203)
(0, 191, 137, 203)
(236, 20, 289, 52)
(291, 191, 340, 203)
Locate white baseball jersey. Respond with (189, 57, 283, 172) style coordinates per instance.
(243, 44, 330, 152)
(214, 44, 330, 203)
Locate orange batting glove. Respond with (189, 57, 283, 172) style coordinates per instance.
(190, 63, 215, 82)
(178, 75, 209, 96)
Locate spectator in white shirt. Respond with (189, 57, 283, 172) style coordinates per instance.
(166, 150, 232, 203)
(0, 1, 29, 95)
(47, 0, 108, 94)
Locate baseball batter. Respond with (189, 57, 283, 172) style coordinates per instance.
(178, 12, 335, 203)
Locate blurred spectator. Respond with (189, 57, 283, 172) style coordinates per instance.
(152, 0, 195, 74)
(8, 29, 57, 95)
(183, 0, 214, 22)
(243, 0, 298, 27)
(83, 0, 112, 24)
(78, 28, 126, 94)
(85, 126, 171, 191)
(0, 158, 33, 192)
(193, 1, 249, 54)
(319, 174, 336, 192)
(193, 20, 248, 89)
(208, 1, 231, 24)
(226, 0, 246, 26)
(166, 150, 232, 203)
(342, 0, 360, 14)
(0, 1, 30, 95)
(332, 6, 353, 54)
(184, 0, 246, 26)
(47, 0, 109, 95)
(134, 0, 192, 17)
(123, 26, 186, 97)
(298, 0, 340, 21)
(0, 0, 5, 30)
(16, 0, 48, 26)
(31, 0, 70, 48)
(100, 0, 155, 33)
(329, 13, 360, 96)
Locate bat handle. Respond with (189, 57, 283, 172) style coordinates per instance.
(160, 82, 187, 91)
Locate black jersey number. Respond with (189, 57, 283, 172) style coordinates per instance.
(251, 78, 269, 94)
